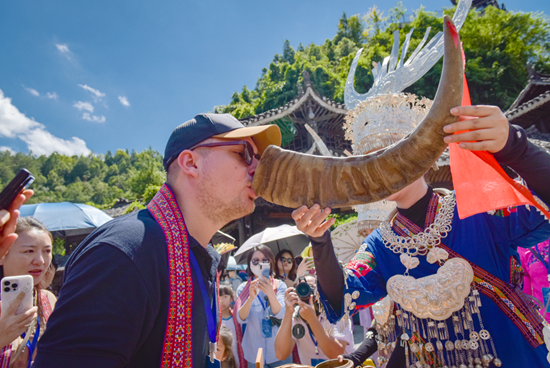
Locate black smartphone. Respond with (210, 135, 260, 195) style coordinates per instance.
(0, 169, 34, 210)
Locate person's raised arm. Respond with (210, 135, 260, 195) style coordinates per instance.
(446, 105, 550, 203)
(292, 205, 344, 312)
(0, 190, 33, 259)
(274, 288, 297, 360)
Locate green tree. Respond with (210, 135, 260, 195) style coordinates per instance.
(217, 4, 549, 117)
(282, 40, 296, 64)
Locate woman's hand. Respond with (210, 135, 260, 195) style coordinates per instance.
(284, 288, 299, 311)
(444, 105, 510, 153)
(257, 276, 275, 298)
(248, 279, 259, 299)
(296, 257, 314, 277)
(0, 189, 33, 259)
(292, 204, 335, 238)
(0, 292, 38, 349)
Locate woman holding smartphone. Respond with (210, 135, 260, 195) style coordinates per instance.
(235, 245, 289, 368)
(0, 217, 56, 367)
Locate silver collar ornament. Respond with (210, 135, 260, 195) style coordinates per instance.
(381, 192, 501, 368)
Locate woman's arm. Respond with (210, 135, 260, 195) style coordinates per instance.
(274, 288, 297, 360)
(292, 206, 344, 312)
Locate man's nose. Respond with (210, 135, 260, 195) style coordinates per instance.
(248, 155, 259, 174)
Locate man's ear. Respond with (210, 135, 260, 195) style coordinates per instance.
(177, 150, 200, 179)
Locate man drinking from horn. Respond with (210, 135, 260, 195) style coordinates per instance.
(252, 15, 550, 368)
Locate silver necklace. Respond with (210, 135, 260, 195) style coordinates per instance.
(380, 192, 455, 257)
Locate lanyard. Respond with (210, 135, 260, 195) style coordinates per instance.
(189, 248, 218, 362)
(307, 324, 319, 355)
(21, 317, 40, 368)
(257, 295, 268, 310)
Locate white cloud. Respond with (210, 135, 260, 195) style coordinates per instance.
(23, 86, 40, 97)
(0, 91, 42, 138)
(55, 44, 73, 60)
(0, 146, 14, 154)
(82, 113, 106, 123)
(0, 88, 91, 156)
(46, 92, 58, 100)
(56, 44, 70, 54)
(118, 96, 130, 107)
(20, 129, 90, 156)
(78, 84, 105, 101)
(73, 101, 94, 113)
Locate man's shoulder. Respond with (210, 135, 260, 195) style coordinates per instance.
(68, 209, 166, 267)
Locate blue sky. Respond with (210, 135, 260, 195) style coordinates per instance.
(0, 0, 548, 156)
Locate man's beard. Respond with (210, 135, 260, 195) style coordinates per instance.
(196, 175, 255, 226)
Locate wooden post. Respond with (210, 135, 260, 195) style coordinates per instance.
(255, 348, 264, 368)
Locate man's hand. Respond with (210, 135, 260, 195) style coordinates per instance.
(298, 296, 317, 323)
(0, 190, 33, 259)
(284, 288, 299, 311)
(292, 204, 335, 238)
(444, 105, 510, 153)
(0, 292, 38, 348)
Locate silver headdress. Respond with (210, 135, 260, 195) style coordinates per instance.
(344, 0, 472, 110)
(345, 0, 472, 235)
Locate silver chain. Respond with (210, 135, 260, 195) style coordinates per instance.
(380, 193, 456, 256)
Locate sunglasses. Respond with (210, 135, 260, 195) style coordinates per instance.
(190, 140, 260, 166)
(251, 258, 269, 266)
(279, 257, 293, 265)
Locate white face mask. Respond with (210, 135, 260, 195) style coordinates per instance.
(250, 262, 270, 278)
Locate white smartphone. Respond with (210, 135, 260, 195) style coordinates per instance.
(1, 275, 33, 315)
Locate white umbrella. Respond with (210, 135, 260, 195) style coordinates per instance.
(226, 256, 246, 271)
(234, 224, 309, 264)
(331, 219, 365, 264)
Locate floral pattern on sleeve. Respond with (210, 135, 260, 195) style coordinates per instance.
(346, 251, 377, 278)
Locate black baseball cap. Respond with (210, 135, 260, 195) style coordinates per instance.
(163, 113, 281, 170)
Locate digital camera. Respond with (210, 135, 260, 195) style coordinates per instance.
(295, 276, 313, 303)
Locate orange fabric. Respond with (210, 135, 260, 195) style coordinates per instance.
(449, 74, 550, 220)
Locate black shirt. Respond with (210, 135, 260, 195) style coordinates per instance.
(33, 209, 220, 368)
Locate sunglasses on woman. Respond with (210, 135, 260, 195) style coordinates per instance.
(279, 257, 293, 265)
(190, 140, 260, 166)
(251, 258, 269, 266)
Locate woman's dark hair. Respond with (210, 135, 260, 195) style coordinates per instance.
(245, 245, 275, 278)
(219, 282, 235, 301)
(274, 249, 297, 281)
(1, 216, 53, 280)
